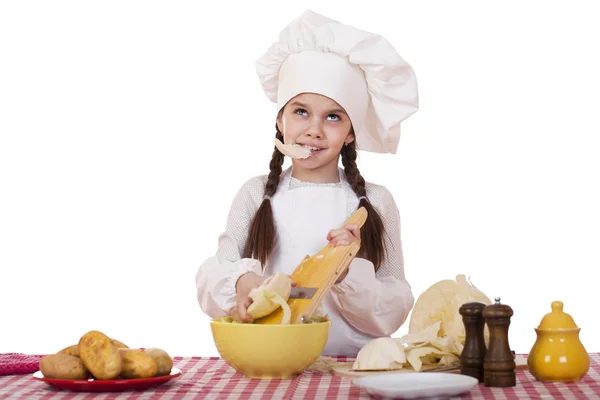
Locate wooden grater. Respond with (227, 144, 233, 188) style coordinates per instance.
(254, 207, 368, 325)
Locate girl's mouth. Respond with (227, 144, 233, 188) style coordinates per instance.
(299, 144, 326, 155)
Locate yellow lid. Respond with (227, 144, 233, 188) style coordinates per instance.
(537, 301, 579, 330)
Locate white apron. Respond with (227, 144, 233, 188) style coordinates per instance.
(267, 167, 375, 356)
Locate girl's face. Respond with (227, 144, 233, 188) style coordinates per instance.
(276, 93, 354, 181)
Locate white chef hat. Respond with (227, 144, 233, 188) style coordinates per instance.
(256, 9, 419, 154)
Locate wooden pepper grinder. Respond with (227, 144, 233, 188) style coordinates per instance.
(459, 302, 487, 382)
(483, 297, 516, 387)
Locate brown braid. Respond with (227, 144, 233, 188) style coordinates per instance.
(341, 139, 386, 271)
(242, 126, 285, 267)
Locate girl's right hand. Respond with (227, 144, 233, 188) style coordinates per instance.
(229, 272, 297, 323)
(230, 272, 267, 323)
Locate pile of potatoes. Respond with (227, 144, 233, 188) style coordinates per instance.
(39, 330, 173, 380)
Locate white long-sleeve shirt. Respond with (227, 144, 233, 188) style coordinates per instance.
(196, 172, 414, 354)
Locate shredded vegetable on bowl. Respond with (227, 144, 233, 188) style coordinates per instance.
(352, 275, 492, 372)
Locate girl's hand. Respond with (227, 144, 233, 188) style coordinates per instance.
(230, 272, 267, 323)
(326, 223, 361, 247)
(327, 223, 361, 284)
(229, 272, 297, 323)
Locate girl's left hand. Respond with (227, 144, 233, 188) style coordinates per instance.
(326, 223, 361, 247)
(327, 223, 361, 284)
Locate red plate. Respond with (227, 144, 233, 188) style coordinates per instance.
(33, 368, 182, 392)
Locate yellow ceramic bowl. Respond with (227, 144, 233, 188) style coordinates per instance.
(210, 317, 331, 378)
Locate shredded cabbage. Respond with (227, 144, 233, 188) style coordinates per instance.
(408, 274, 492, 346)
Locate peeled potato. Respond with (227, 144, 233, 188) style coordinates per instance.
(39, 354, 89, 380)
(119, 349, 158, 379)
(58, 344, 80, 357)
(78, 330, 122, 380)
(144, 348, 173, 376)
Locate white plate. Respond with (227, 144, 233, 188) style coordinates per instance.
(352, 372, 479, 399)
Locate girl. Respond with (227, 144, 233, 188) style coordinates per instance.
(196, 9, 419, 356)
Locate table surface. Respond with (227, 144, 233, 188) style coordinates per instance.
(2, 354, 600, 399)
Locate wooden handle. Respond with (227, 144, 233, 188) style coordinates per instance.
(342, 206, 368, 229)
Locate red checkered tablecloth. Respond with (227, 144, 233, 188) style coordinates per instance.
(2, 354, 600, 399)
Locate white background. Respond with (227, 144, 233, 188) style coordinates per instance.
(1, 1, 599, 358)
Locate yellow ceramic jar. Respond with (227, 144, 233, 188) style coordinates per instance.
(527, 301, 589, 382)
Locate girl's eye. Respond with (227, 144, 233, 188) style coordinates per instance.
(327, 114, 340, 121)
(294, 108, 308, 116)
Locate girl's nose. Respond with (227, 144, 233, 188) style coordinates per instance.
(304, 120, 324, 139)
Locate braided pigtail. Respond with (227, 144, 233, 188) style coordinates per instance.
(341, 140, 386, 271)
(242, 127, 285, 267)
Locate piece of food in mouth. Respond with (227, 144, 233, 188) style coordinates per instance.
(274, 138, 313, 159)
